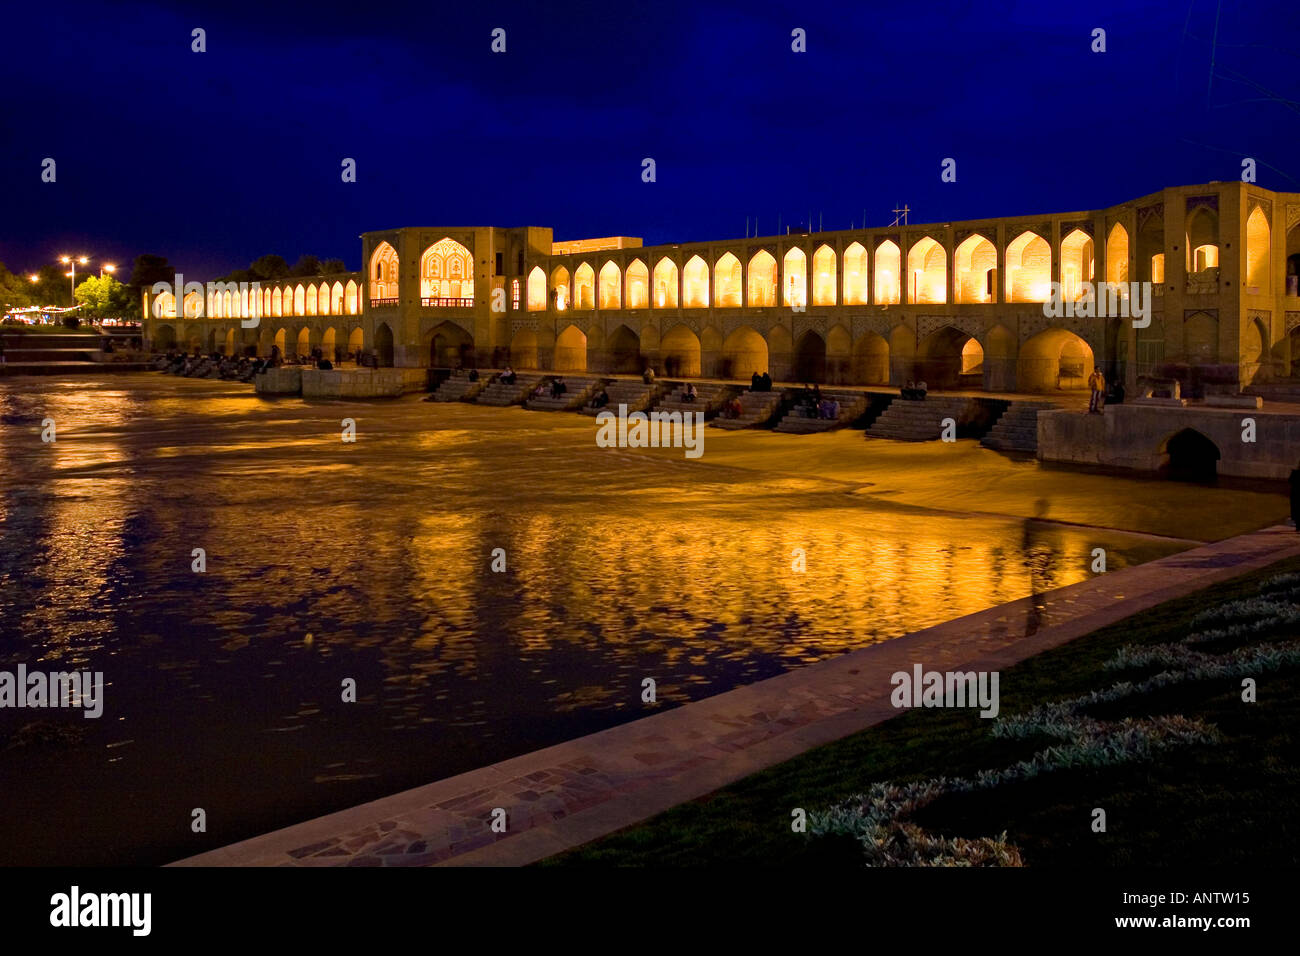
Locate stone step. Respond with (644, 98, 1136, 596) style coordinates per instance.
(978, 401, 1057, 453)
(478, 375, 545, 406)
(429, 373, 487, 403)
(865, 396, 976, 441)
(710, 390, 783, 429)
(526, 377, 602, 411)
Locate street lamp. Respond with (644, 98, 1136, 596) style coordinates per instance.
(59, 255, 90, 303)
(101, 264, 116, 278)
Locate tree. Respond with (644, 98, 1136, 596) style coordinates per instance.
(0, 263, 34, 309)
(74, 274, 133, 316)
(249, 254, 290, 280)
(128, 254, 175, 291)
(30, 264, 73, 306)
(290, 254, 321, 277)
(320, 258, 346, 274)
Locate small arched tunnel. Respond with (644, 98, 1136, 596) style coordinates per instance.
(1017, 328, 1095, 393)
(1161, 428, 1221, 482)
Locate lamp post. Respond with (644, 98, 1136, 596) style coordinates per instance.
(59, 255, 90, 304)
(100, 264, 116, 279)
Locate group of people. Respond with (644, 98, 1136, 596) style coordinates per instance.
(901, 380, 928, 400)
(792, 383, 840, 420)
(156, 348, 265, 382)
(750, 371, 774, 392)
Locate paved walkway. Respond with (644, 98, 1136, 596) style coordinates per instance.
(172, 524, 1300, 868)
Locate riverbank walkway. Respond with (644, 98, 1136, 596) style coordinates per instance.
(173, 523, 1300, 867)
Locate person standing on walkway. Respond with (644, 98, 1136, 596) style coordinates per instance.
(1088, 368, 1106, 413)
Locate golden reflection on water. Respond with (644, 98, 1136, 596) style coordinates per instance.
(0, 375, 1285, 865)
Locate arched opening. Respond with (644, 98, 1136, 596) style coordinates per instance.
(321, 327, 336, 358)
(843, 242, 868, 305)
(961, 337, 984, 375)
(1138, 214, 1165, 289)
(625, 259, 649, 309)
(1242, 318, 1270, 384)
(660, 323, 701, 377)
(906, 236, 946, 304)
(427, 320, 474, 368)
(273, 328, 286, 355)
(1161, 429, 1220, 483)
(1246, 207, 1271, 294)
(783, 247, 807, 308)
(793, 331, 826, 382)
(653, 258, 678, 308)
(551, 266, 570, 311)
(347, 327, 364, 358)
(510, 328, 539, 369)
(954, 233, 996, 303)
(1060, 230, 1094, 301)
(184, 292, 201, 318)
(747, 250, 777, 306)
(554, 324, 587, 371)
(369, 242, 399, 302)
(223, 328, 235, 355)
(305, 283, 317, 316)
(812, 244, 836, 306)
(683, 255, 709, 308)
(1006, 231, 1052, 302)
(599, 261, 621, 310)
(296, 327, 313, 358)
(345, 280, 359, 314)
(420, 237, 474, 304)
(874, 240, 900, 304)
(331, 282, 344, 315)
(720, 326, 769, 380)
(153, 324, 176, 349)
(1017, 327, 1095, 392)
(714, 253, 741, 307)
(318, 284, 330, 315)
(527, 267, 547, 311)
(374, 322, 395, 367)
(917, 325, 978, 389)
(1186, 207, 1220, 274)
(1106, 223, 1130, 287)
(607, 324, 641, 374)
(573, 263, 595, 310)
(851, 332, 889, 384)
(1287, 223, 1300, 297)
(290, 285, 304, 316)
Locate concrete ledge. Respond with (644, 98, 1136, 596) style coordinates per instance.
(301, 367, 427, 398)
(254, 368, 302, 395)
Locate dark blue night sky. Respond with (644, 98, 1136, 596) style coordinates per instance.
(1, 0, 1296, 279)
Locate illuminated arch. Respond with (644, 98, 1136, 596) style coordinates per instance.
(344, 280, 358, 314)
(661, 323, 702, 376)
(152, 291, 175, 319)
(369, 241, 399, 301)
(574, 263, 595, 310)
(305, 283, 317, 316)
(1006, 231, 1052, 302)
(874, 240, 900, 304)
(714, 252, 741, 307)
(842, 242, 867, 305)
(296, 326, 313, 357)
(812, 244, 837, 306)
(1246, 207, 1271, 293)
(1017, 326, 1094, 392)
(551, 265, 570, 311)
(331, 281, 344, 314)
(721, 325, 768, 378)
(527, 266, 547, 311)
(1186, 207, 1219, 273)
(1106, 223, 1129, 287)
(273, 329, 286, 355)
(906, 237, 946, 304)
(555, 324, 587, 371)
(783, 247, 807, 308)
(598, 260, 621, 309)
(625, 258, 648, 309)
(420, 237, 474, 303)
(954, 234, 997, 303)
(183, 291, 201, 318)
(653, 257, 678, 308)
(293, 284, 306, 316)
(271, 287, 283, 317)
(1059, 230, 1093, 301)
(747, 250, 777, 307)
(347, 327, 364, 355)
(683, 255, 709, 308)
(321, 327, 336, 355)
(318, 284, 330, 315)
